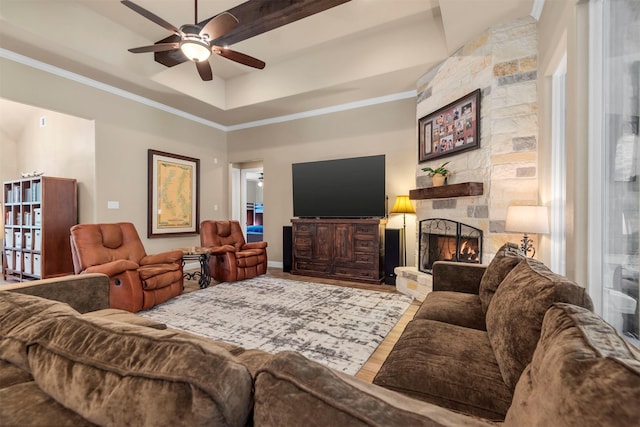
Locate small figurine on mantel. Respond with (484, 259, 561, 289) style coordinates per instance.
(21, 171, 44, 178)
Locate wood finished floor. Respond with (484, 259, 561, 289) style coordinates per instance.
(2, 267, 420, 383)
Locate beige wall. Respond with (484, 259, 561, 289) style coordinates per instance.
(537, 0, 589, 284)
(0, 57, 228, 254)
(16, 108, 96, 223)
(0, 126, 18, 184)
(227, 99, 417, 265)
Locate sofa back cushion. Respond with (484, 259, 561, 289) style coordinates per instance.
(505, 303, 640, 426)
(478, 243, 523, 313)
(254, 351, 494, 427)
(485, 258, 593, 389)
(28, 315, 253, 427)
(0, 292, 78, 372)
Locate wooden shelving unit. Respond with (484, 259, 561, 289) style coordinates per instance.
(409, 182, 483, 200)
(3, 176, 77, 282)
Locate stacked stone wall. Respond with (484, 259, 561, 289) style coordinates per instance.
(415, 17, 538, 262)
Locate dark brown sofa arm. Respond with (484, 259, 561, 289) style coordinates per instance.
(432, 261, 487, 294)
(2, 273, 110, 313)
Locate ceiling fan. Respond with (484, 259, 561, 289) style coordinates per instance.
(121, 0, 266, 81)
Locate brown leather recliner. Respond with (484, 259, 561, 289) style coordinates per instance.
(200, 220, 268, 282)
(70, 222, 184, 312)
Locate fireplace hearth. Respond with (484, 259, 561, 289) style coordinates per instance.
(419, 219, 483, 274)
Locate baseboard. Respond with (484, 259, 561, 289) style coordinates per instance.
(268, 260, 283, 269)
(187, 261, 282, 270)
(184, 261, 200, 271)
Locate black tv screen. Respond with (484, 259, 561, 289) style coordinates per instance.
(292, 155, 385, 218)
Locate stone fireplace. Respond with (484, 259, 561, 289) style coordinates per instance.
(418, 219, 482, 273)
(395, 16, 539, 301)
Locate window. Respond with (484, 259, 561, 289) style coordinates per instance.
(589, 0, 639, 346)
(551, 54, 567, 275)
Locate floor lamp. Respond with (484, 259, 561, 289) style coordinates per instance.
(390, 195, 416, 266)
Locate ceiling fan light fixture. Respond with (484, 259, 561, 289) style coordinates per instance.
(180, 36, 211, 62)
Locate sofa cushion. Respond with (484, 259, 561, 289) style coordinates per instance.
(27, 315, 253, 427)
(505, 303, 640, 426)
(373, 319, 512, 420)
(414, 291, 486, 331)
(255, 351, 494, 427)
(478, 243, 523, 314)
(0, 359, 33, 389)
(485, 258, 593, 390)
(0, 381, 97, 426)
(81, 308, 167, 329)
(0, 292, 78, 372)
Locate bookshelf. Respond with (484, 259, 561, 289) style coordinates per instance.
(2, 176, 77, 282)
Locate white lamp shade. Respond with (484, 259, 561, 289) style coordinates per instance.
(505, 206, 549, 234)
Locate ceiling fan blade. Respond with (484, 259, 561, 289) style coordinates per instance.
(121, 0, 180, 35)
(195, 60, 213, 81)
(128, 42, 179, 53)
(212, 47, 266, 69)
(199, 12, 239, 41)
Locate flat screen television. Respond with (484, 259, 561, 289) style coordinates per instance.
(292, 155, 385, 218)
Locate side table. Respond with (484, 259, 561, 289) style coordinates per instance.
(176, 247, 212, 289)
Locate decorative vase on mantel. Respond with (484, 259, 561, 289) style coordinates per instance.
(422, 162, 451, 188)
(431, 173, 447, 187)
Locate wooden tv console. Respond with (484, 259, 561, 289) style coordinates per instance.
(291, 218, 386, 284)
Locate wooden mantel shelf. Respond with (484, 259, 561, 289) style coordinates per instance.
(409, 182, 484, 200)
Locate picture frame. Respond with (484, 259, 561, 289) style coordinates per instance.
(148, 149, 200, 237)
(418, 89, 481, 162)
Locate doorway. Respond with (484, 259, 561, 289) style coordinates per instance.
(231, 163, 264, 242)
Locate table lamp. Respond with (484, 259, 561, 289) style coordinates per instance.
(390, 195, 416, 266)
(505, 205, 549, 257)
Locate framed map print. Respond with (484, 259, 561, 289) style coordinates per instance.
(148, 150, 200, 237)
(418, 89, 480, 162)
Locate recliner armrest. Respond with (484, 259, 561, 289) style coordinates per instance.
(140, 250, 184, 265)
(208, 245, 237, 255)
(432, 261, 487, 294)
(243, 241, 267, 250)
(85, 259, 140, 277)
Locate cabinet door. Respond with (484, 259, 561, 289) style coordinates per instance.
(313, 223, 333, 262)
(333, 223, 353, 263)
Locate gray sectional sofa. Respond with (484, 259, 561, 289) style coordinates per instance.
(1, 250, 639, 426)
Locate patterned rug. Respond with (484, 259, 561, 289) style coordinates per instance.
(139, 276, 412, 374)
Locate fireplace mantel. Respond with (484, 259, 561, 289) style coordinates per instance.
(409, 182, 483, 200)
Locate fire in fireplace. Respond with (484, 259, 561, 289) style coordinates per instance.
(419, 219, 483, 273)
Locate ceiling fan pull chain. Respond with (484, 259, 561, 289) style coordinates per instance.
(195, 0, 198, 24)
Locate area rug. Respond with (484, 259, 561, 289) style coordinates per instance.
(139, 276, 412, 375)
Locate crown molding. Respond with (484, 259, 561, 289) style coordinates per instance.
(1, 48, 416, 132)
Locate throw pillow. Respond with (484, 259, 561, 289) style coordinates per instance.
(478, 242, 523, 313)
(485, 257, 593, 390)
